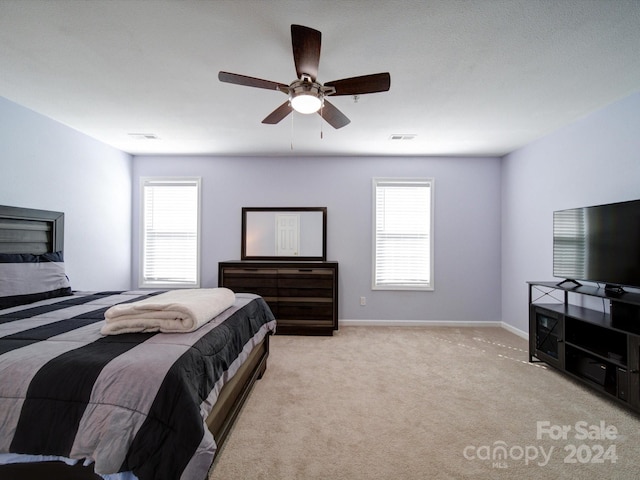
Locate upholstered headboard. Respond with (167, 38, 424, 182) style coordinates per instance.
(0, 205, 64, 254)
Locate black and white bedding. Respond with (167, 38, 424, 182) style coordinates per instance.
(0, 290, 276, 480)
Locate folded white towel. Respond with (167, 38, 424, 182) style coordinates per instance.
(101, 288, 236, 335)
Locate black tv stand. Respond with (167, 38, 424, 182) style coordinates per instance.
(556, 278, 582, 288)
(528, 281, 640, 413)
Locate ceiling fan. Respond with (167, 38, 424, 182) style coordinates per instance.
(218, 24, 391, 129)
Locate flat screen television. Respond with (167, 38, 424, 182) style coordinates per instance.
(553, 199, 640, 293)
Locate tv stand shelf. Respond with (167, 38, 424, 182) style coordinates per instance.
(528, 281, 640, 413)
(532, 281, 640, 304)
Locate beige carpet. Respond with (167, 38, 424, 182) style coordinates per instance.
(209, 327, 640, 479)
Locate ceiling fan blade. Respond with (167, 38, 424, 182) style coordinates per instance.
(324, 72, 391, 96)
(219, 71, 288, 92)
(319, 99, 350, 129)
(291, 24, 321, 81)
(262, 101, 293, 124)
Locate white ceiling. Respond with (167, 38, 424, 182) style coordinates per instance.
(1, 0, 639, 157)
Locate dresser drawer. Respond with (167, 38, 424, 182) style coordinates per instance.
(277, 268, 334, 297)
(277, 268, 333, 279)
(278, 285, 333, 297)
(222, 267, 278, 277)
(220, 268, 278, 297)
(277, 300, 334, 321)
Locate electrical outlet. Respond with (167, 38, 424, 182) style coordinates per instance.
(360, 296, 366, 306)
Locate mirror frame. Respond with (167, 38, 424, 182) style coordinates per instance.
(241, 207, 327, 261)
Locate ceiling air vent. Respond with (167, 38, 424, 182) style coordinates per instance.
(389, 134, 416, 141)
(128, 133, 159, 140)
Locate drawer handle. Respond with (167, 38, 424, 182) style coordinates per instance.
(298, 269, 313, 272)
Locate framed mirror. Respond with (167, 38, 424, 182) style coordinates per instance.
(241, 207, 327, 261)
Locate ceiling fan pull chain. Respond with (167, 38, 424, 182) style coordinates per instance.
(320, 105, 324, 139)
(290, 111, 294, 150)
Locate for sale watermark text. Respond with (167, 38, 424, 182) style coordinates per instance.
(536, 420, 618, 441)
(463, 420, 619, 469)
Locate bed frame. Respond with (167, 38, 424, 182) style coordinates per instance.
(0, 205, 270, 480)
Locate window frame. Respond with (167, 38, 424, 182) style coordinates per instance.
(371, 177, 434, 291)
(139, 176, 202, 289)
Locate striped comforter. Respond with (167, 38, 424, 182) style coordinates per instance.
(0, 290, 276, 480)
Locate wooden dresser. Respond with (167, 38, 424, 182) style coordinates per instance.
(219, 261, 338, 335)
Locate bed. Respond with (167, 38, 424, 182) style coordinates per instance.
(0, 205, 276, 480)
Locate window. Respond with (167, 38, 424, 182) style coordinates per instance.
(372, 178, 434, 290)
(140, 177, 201, 288)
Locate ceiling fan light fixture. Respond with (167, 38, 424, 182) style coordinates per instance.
(289, 79, 322, 114)
(291, 93, 322, 114)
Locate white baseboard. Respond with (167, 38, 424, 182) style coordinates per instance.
(500, 322, 528, 340)
(340, 319, 502, 328)
(339, 318, 529, 340)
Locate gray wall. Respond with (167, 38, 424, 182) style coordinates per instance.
(0, 97, 133, 290)
(501, 91, 640, 334)
(133, 155, 502, 323)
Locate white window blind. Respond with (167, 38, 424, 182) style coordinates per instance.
(140, 178, 201, 288)
(373, 178, 434, 290)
